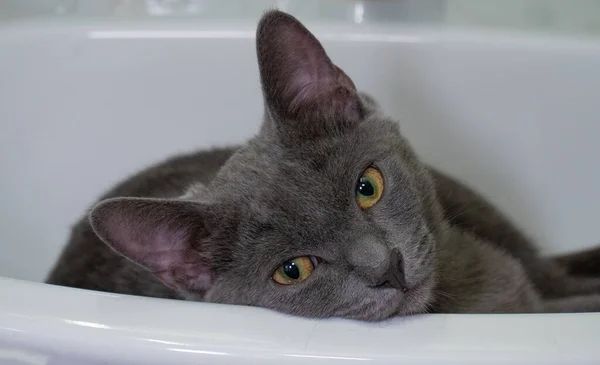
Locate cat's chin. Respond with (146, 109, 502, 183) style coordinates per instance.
(355, 275, 435, 321)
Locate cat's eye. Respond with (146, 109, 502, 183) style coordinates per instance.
(272, 256, 315, 285)
(356, 167, 384, 209)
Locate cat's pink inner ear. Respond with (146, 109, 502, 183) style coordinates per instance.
(257, 10, 360, 121)
(90, 198, 213, 292)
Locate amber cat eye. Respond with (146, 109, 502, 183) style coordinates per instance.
(272, 256, 315, 285)
(355, 167, 384, 209)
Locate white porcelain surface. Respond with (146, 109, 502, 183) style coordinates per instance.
(2, 277, 600, 365)
(1, 2, 600, 364)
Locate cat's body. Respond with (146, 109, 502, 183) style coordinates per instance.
(47, 10, 600, 320)
(46, 146, 534, 312)
(47, 145, 600, 316)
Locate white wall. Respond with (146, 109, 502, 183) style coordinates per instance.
(1, 6, 600, 282)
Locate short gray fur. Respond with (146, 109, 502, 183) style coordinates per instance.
(47, 10, 600, 320)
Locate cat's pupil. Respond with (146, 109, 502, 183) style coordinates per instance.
(357, 178, 374, 196)
(283, 261, 300, 279)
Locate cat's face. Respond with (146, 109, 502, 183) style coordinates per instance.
(204, 105, 440, 320)
(90, 10, 443, 321)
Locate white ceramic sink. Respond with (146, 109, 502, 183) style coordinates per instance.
(1, 1, 600, 364)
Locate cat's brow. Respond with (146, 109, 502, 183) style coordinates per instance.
(245, 221, 277, 240)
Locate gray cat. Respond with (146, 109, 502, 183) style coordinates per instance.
(47, 10, 600, 320)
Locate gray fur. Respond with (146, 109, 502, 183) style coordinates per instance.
(47, 10, 600, 320)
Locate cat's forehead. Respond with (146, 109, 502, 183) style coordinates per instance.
(215, 118, 401, 195)
(207, 146, 346, 248)
(205, 117, 414, 254)
(216, 140, 345, 203)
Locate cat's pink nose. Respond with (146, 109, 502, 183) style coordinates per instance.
(374, 248, 408, 292)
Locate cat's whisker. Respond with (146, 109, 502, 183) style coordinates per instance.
(434, 289, 457, 301)
(428, 202, 488, 234)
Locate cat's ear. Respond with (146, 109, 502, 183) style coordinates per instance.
(256, 10, 363, 130)
(89, 197, 219, 292)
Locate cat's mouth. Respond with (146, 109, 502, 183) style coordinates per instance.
(358, 277, 433, 321)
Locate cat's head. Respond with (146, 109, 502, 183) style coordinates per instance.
(90, 10, 444, 321)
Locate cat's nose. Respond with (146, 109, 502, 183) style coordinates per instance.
(374, 249, 407, 292)
(346, 235, 391, 279)
(346, 236, 407, 291)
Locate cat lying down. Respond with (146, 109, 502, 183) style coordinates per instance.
(47, 10, 600, 321)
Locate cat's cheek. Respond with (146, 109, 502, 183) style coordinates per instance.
(395, 274, 437, 316)
(402, 239, 437, 288)
(201, 280, 252, 305)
